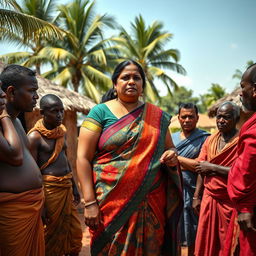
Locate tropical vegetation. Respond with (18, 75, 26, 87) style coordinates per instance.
(111, 15, 186, 102)
(1, 0, 186, 104)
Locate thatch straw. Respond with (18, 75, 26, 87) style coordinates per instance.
(208, 87, 241, 117)
(0, 62, 95, 114)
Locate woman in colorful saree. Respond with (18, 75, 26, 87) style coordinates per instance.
(77, 60, 183, 256)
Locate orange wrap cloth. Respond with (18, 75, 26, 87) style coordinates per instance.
(194, 131, 238, 256)
(28, 118, 66, 170)
(43, 173, 82, 256)
(0, 188, 45, 256)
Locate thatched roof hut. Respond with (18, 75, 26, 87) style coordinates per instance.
(207, 87, 253, 129)
(208, 87, 241, 117)
(0, 63, 96, 174)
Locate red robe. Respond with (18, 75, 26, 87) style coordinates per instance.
(194, 132, 238, 256)
(226, 113, 256, 256)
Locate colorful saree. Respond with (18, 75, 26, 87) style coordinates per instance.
(83, 103, 183, 256)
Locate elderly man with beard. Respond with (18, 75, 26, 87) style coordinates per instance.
(178, 101, 240, 256)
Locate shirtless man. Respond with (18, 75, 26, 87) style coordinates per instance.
(0, 82, 22, 165)
(28, 94, 82, 256)
(0, 65, 44, 256)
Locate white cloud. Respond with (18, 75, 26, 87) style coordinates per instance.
(230, 43, 238, 49)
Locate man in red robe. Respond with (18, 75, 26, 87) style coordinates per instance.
(226, 63, 256, 256)
(178, 101, 240, 256)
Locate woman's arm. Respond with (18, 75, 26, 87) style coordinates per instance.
(0, 110, 23, 165)
(160, 130, 178, 166)
(77, 127, 102, 229)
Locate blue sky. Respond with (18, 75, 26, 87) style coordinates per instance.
(1, 0, 255, 96)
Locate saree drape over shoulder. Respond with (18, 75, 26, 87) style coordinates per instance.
(0, 188, 45, 256)
(194, 132, 238, 256)
(172, 129, 209, 247)
(224, 113, 256, 256)
(84, 103, 183, 256)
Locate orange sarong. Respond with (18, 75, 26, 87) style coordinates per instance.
(0, 188, 45, 256)
(43, 173, 82, 256)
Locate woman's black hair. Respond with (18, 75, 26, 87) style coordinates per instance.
(101, 88, 116, 103)
(101, 60, 146, 102)
(112, 60, 146, 88)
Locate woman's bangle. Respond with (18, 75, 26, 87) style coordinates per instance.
(84, 200, 97, 207)
(0, 114, 10, 120)
(193, 196, 200, 200)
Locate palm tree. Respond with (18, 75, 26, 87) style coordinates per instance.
(199, 83, 227, 113)
(39, 0, 115, 103)
(0, 0, 63, 44)
(232, 60, 254, 81)
(110, 15, 186, 102)
(0, 0, 61, 74)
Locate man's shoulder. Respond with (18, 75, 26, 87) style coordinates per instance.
(27, 130, 44, 143)
(196, 128, 210, 136)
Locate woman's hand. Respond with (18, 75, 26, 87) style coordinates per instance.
(160, 148, 178, 166)
(84, 203, 102, 230)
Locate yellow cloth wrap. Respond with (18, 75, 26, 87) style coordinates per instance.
(43, 173, 82, 256)
(81, 118, 102, 133)
(28, 119, 66, 170)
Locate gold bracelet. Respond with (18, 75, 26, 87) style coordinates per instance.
(0, 114, 10, 120)
(84, 200, 97, 207)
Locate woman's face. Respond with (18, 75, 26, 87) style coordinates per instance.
(114, 64, 143, 102)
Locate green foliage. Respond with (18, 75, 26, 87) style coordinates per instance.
(110, 15, 186, 102)
(199, 83, 226, 113)
(40, 0, 115, 102)
(160, 86, 199, 115)
(232, 60, 254, 81)
(0, 0, 63, 44)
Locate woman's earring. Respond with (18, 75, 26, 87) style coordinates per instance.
(113, 89, 117, 96)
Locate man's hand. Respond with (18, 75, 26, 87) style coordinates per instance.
(42, 207, 50, 225)
(192, 198, 201, 216)
(195, 161, 216, 176)
(73, 187, 81, 206)
(238, 212, 256, 232)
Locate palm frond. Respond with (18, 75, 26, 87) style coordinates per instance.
(0, 51, 32, 64)
(52, 67, 72, 87)
(38, 47, 76, 62)
(81, 72, 100, 103)
(0, 8, 64, 42)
